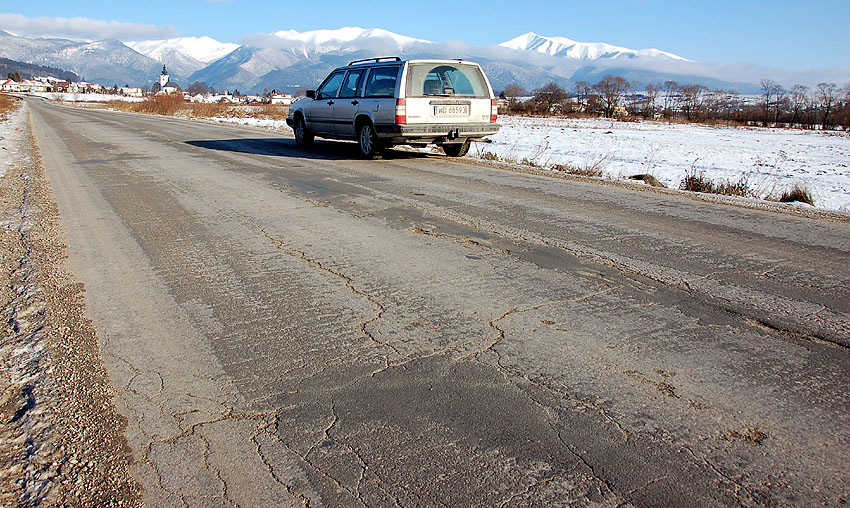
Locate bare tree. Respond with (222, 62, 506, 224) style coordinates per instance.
(642, 83, 660, 118)
(703, 90, 723, 121)
(532, 82, 569, 114)
(502, 83, 526, 109)
(186, 81, 212, 96)
(842, 81, 850, 130)
(573, 81, 591, 112)
(662, 80, 679, 118)
(760, 79, 786, 126)
(789, 84, 809, 126)
(593, 75, 630, 118)
(816, 82, 837, 130)
(624, 81, 643, 116)
(679, 84, 708, 121)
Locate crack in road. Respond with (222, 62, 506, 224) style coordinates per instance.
(255, 223, 409, 369)
(382, 199, 849, 350)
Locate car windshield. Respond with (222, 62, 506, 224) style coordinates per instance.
(406, 63, 490, 98)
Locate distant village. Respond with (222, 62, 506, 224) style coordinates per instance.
(2, 65, 296, 105)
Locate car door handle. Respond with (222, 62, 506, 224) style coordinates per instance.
(327, 101, 334, 105)
(351, 100, 359, 105)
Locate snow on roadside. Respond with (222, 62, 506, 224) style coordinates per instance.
(477, 116, 850, 212)
(0, 98, 28, 178)
(28, 92, 144, 103)
(207, 116, 289, 130)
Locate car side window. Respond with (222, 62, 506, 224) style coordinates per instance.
(316, 71, 345, 100)
(339, 69, 365, 99)
(364, 67, 399, 98)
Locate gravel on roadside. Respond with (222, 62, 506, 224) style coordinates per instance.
(0, 96, 141, 506)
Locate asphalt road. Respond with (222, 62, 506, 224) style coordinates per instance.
(28, 99, 850, 507)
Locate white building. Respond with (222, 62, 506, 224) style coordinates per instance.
(270, 93, 295, 105)
(120, 86, 143, 98)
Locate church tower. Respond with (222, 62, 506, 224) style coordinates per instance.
(160, 65, 169, 88)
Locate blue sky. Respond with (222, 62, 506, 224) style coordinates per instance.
(2, 0, 848, 70)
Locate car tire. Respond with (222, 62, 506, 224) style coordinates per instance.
(357, 122, 383, 159)
(294, 116, 314, 148)
(442, 140, 470, 157)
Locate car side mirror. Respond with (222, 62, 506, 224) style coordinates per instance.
(306, 90, 316, 99)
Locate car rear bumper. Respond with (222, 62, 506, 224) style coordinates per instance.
(375, 122, 500, 143)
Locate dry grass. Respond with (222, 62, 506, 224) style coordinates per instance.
(779, 182, 815, 206)
(107, 94, 186, 115)
(552, 163, 603, 177)
(0, 93, 21, 119)
(256, 104, 289, 120)
(105, 95, 290, 121)
(680, 169, 758, 198)
(680, 169, 716, 193)
(716, 175, 754, 197)
(188, 102, 229, 118)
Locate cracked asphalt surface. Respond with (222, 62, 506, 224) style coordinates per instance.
(26, 98, 850, 506)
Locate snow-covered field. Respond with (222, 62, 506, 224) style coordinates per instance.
(481, 116, 850, 212)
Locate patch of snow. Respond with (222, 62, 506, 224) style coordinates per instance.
(474, 116, 850, 212)
(28, 92, 144, 103)
(0, 100, 27, 178)
(208, 116, 289, 130)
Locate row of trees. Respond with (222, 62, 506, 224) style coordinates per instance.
(500, 76, 850, 130)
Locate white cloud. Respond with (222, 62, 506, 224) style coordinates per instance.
(0, 12, 177, 41)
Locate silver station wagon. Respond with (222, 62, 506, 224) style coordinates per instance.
(286, 57, 500, 158)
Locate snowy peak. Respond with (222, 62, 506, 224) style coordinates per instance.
(500, 32, 690, 61)
(126, 36, 239, 64)
(269, 27, 430, 52)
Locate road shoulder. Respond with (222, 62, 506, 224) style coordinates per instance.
(0, 98, 140, 506)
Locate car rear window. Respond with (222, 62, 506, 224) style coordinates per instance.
(364, 67, 399, 98)
(406, 63, 490, 98)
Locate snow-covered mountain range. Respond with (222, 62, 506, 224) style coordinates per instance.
(500, 32, 690, 62)
(0, 26, 761, 94)
(125, 36, 239, 77)
(126, 36, 239, 64)
(0, 30, 161, 86)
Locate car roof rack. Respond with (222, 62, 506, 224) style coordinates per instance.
(348, 56, 402, 66)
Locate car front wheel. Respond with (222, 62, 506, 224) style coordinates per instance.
(294, 116, 314, 148)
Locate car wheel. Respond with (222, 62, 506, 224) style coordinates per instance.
(294, 116, 314, 148)
(358, 122, 383, 159)
(442, 140, 470, 157)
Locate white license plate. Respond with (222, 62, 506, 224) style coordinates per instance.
(433, 105, 469, 117)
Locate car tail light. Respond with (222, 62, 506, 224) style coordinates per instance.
(490, 98, 498, 123)
(395, 98, 407, 124)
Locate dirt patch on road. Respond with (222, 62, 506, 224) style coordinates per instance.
(0, 99, 141, 506)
